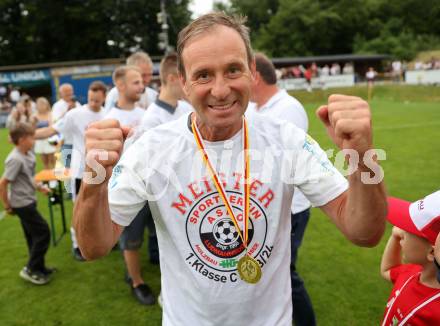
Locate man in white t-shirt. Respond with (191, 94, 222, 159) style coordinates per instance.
(247, 52, 315, 326)
(74, 13, 387, 326)
(104, 51, 158, 113)
(121, 53, 193, 306)
(141, 53, 193, 132)
(105, 66, 145, 128)
(51, 83, 81, 169)
(105, 65, 157, 306)
(35, 81, 107, 261)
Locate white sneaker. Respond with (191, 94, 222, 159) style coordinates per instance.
(19, 267, 51, 285)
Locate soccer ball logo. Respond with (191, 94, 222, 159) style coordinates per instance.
(213, 219, 239, 245)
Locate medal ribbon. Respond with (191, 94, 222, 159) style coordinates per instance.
(192, 115, 250, 248)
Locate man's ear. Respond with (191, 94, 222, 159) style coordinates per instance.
(250, 59, 257, 81)
(115, 79, 124, 93)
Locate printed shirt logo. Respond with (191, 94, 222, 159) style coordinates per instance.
(109, 165, 122, 189)
(172, 173, 275, 284)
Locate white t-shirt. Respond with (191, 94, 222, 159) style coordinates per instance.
(52, 99, 81, 144)
(53, 105, 105, 179)
(104, 86, 158, 113)
(141, 99, 193, 131)
(108, 114, 348, 326)
(105, 106, 145, 128)
(247, 89, 311, 214)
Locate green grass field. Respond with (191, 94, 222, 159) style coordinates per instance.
(0, 85, 439, 325)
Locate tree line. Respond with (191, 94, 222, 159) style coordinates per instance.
(219, 0, 440, 60)
(1, 0, 439, 66)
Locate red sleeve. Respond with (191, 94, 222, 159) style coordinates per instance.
(390, 264, 423, 284)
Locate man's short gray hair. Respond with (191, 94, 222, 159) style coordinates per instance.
(112, 65, 141, 84)
(126, 51, 153, 67)
(177, 12, 254, 78)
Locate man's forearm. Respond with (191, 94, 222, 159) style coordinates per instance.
(73, 182, 121, 260)
(342, 165, 387, 247)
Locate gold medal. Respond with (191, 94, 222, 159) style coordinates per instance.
(237, 255, 262, 284)
(193, 116, 263, 284)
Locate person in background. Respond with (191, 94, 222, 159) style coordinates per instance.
(381, 192, 440, 325)
(52, 83, 81, 170)
(105, 65, 157, 305)
(35, 81, 108, 261)
(247, 52, 315, 326)
(133, 53, 193, 306)
(366, 67, 377, 102)
(6, 99, 37, 130)
(105, 51, 158, 113)
(34, 97, 56, 169)
(0, 123, 55, 285)
(141, 52, 192, 131)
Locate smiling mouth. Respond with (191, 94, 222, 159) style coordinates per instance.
(208, 100, 237, 111)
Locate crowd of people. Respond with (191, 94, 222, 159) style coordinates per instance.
(413, 57, 440, 71)
(278, 62, 354, 80)
(1, 12, 439, 326)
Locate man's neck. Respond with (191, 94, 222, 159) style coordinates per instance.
(158, 88, 178, 109)
(420, 263, 440, 289)
(193, 113, 242, 142)
(256, 86, 279, 109)
(116, 97, 135, 110)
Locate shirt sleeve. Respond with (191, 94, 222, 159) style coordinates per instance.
(285, 102, 308, 132)
(107, 142, 150, 226)
(389, 264, 422, 284)
(281, 122, 349, 207)
(2, 156, 22, 182)
(141, 111, 161, 132)
(53, 116, 65, 134)
(61, 112, 73, 135)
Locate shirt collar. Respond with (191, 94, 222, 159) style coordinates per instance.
(155, 98, 176, 114)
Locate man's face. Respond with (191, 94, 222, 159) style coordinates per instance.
(180, 25, 255, 132)
(61, 86, 74, 102)
(137, 62, 153, 87)
(87, 90, 105, 111)
(121, 70, 144, 102)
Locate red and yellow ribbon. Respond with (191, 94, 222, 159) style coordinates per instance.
(192, 115, 250, 248)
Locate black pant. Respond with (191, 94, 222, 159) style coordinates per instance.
(291, 209, 316, 326)
(13, 202, 51, 273)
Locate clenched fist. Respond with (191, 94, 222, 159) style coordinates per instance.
(84, 119, 131, 184)
(316, 94, 373, 157)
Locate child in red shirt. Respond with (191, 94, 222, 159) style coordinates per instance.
(380, 191, 440, 325)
